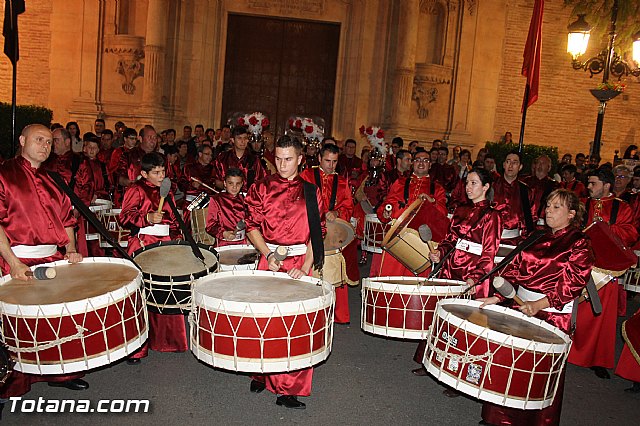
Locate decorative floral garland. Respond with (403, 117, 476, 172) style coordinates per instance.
(238, 112, 270, 135)
(596, 81, 626, 92)
(359, 125, 386, 155)
(288, 116, 324, 143)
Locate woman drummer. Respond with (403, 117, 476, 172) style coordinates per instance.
(414, 168, 502, 377)
(478, 189, 595, 426)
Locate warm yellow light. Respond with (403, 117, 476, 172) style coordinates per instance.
(567, 14, 591, 58)
(633, 31, 640, 65)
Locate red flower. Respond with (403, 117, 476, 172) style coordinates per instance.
(262, 118, 270, 127)
(304, 125, 314, 134)
(288, 118, 294, 128)
(365, 127, 373, 136)
(238, 117, 245, 126)
(359, 125, 365, 135)
(248, 116, 258, 126)
(295, 119, 302, 128)
(376, 129, 384, 139)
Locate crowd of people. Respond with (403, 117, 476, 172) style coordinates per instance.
(0, 119, 639, 424)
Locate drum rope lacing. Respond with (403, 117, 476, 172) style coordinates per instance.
(1, 325, 88, 353)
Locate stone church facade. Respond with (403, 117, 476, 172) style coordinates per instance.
(0, 0, 638, 159)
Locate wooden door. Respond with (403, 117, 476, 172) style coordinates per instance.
(222, 14, 340, 137)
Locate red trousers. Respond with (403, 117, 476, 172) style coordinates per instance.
(131, 312, 188, 358)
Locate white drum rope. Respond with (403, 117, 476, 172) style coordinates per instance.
(2, 325, 88, 353)
(427, 335, 494, 382)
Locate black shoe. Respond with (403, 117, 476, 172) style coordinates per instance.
(443, 388, 461, 398)
(126, 358, 141, 365)
(250, 380, 266, 393)
(590, 366, 611, 379)
(479, 421, 494, 425)
(0, 402, 4, 421)
(48, 378, 89, 391)
(412, 367, 428, 377)
(624, 382, 640, 393)
(276, 395, 306, 409)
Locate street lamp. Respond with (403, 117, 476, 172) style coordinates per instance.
(567, 0, 640, 157)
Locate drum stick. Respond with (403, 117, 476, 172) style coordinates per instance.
(157, 178, 172, 213)
(272, 246, 288, 262)
(26, 267, 57, 280)
(190, 177, 219, 194)
(492, 276, 525, 306)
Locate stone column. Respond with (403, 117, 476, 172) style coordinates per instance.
(142, 0, 167, 106)
(389, 0, 419, 130)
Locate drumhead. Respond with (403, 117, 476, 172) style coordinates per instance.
(0, 258, 140, 305)
(134, 242, 218, 277)
(325, 219, 355, 254)
(197, 274, 325, 303)
(441, 301, 566, 344)
(216, 245, 259, 265)
(381, 198, 423, 246)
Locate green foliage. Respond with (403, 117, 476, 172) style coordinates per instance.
(485, 142, 559, 174)
(564, 0, 640, 53)
(0, 103, 53, 158)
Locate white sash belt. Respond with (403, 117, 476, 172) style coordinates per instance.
(11, 244, 58, 259)
(501, 228, 521, 239)
(139, 224, 170, 237)
(455, 238, 482, 256)
(517, 286, 574, 314)
(266, 243, 308, 257)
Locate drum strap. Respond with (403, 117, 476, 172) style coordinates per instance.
(313, 167, 322, 190)
(329, 174, 339, 211)
(47, 170, 138, 265)
(304, 181, 324, 271)
(610, 199, 619, 225)
(69, 153, 81, 191)
(519, 181, 534, 233)
(99, 161, 111, 193)
(583, 274, 603, 316)
(246, 154, 257, 188)
(583, 198, 591, 228)
(165, 196, 206, 262)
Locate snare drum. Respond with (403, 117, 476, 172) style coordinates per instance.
(623, 251, 640, 294)
(85, 199, 113, 241)
(363, 214, 389, 254)
(216, 245, 259, 271)
(323, 219, 356, 286)
(0, 258, 147, 375)
(361, 276, 468, 339)
(133, 241, 218, 314)
(424, 299, 571, 410)
(100, 209, 130, 248)
(191, 207, 216, 246)
(190, 270, 335, 373)
(186, 192, 210, 212)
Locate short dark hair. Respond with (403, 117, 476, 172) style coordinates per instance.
(276, 135, 303, 154)
(232, 126, 248, 138)
(396, 149, 410, 161)
(197, 144, 213, 155)
(123, 127, 137, 139)
(141, 152, 165, 172)
(438, 146, 449, 155)
(470, 166, 494, 187)
(167, 128, 176, 136)
(225, 167, 245, 180)
(576, 153, 586, 159)
(177, 140, 188, 149)
(95, 118, 105, 125)
(413, 148, 428, 157)
(164, 145, 178, 155)
(344, 138, 357, 147)
(505, 150, 522, 163)
(195, 124, 204, 130)
(391, 137, 404, 147)
(588, 167, 615, 187)
(320, 144, 340, 157)
(561, 164, 577, 175)
(102, 129, 114, 137)
(184, 125, 192, 131)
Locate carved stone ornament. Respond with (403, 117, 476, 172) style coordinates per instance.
(104, 35, 145, 95)
(412, 80, 438, 119)
(247, 0, 325, 14)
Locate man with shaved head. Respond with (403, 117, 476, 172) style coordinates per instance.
(0, 124, 89, 411)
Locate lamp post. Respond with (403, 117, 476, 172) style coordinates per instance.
(567, 0, 640, 158)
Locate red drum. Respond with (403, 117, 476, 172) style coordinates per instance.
(424, 299, 571, 410)
(362, 214, 389, 254)
(133, 241, 219, 315)
(190, 270, 335, 373)
(0, 258, 147, 375)
(100, 209, 130, 248)
(216, 245, 259, 272)
(361, 276, 468, 339)
(85, 199, 112, 241)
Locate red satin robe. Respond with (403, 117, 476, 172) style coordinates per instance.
(493, 176, 529, 243)
(107, 145, 130, 206)
(300, 167, 355, 324)
(181, 162, 215, 199)
(97, 147, 114, 170)
(373, 175, 448, 277)
(523, 175, 559, 225)
(119, 179, 186, 358)
(117, 146, 150, 185)
(560, 179, 587, 198)
(0, 156, 84, 398)
(43, 151, 94, 205)
(245, 173, 325, 397)
(482, 226, 594, 426)
(353, 170, 389, 238)
(569, 194, 638, 368)
(337, 154, 362, 180)
(435, 200, 502, 298)
(615, 307, 640, 383)
(430, 162, 458, 193)
(385, 168, 410, 186)
(213, 149, 268, 192)
(205, 192, 247, 246)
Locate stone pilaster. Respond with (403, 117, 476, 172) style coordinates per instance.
(141, 0, 167, 106)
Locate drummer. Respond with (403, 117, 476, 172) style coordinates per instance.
(301, 143, 356, 324)
(245, 135, 325, 409)
(119, 152, 186, 363)
(478, 189, 594, 426)
(205, 167, 248, 246)
(493, 151, 532, 244)
(0, 124, 88, 407)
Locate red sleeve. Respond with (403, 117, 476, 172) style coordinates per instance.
(611, 202, 639, 247)
(376, 178, 405, 223)
(119, 186, 148, 229)
(205, 196, 223, 240)
(335, 175, 354, 220)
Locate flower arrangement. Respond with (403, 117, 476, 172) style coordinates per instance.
(596, 81, 626, 92)
(238, 112, 270, 136)
(359, 125, 386, 155)
(288, 116, 324, 144)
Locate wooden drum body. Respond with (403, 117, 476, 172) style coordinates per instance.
(361, 276, 468, 339)
(133, 241, 218, 315)
(0, 258, 147, 375)
(85, 199, 112, 241)
(190, 270, 335, 373)
(424, 299, 571, 410)
(362, 214, 389, 254)
(191, 206, 216, 246)
(323, 219, 356, 287)
(216, 245, 259, 272)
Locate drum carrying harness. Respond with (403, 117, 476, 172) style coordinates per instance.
(518, 181, 535, 233)
(313, 167, 340, 211)
(303, 181, 325, 273)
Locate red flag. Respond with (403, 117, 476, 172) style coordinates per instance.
(3, 0, 26, 64)
(521, 0, 544, 111)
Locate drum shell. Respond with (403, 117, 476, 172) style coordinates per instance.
(100, 209, 130, 248)
(133, 241, 219, 315)
(216, 245, 259, 272)
(190, 270, 335, 373)
(0, 258, 147, 375)
(423, 299, 571, 410)
(361, 277, 468, 339)
(191, 207, 216, 246)
(382, 229, 432, 274)
(362, 214, 389, 254)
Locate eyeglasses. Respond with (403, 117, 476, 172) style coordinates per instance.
(414, 158, 430, 163)
(615, 175, 630, 180)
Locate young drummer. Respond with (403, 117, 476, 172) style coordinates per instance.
(206, 168, 248, 246)
(119, 152, 186, 362)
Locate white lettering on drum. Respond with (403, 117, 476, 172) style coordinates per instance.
(441, 331, 458, 348)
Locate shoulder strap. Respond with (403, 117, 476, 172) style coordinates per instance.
(430, 176, 435, 196)
(70, 154, 81, 190)
(536, 180, 555, 218)
(313, 167, 322, 190)
(401, 177, 411, 208)
(329, 174, 339, 211)
(610, 199, 620, 225)
(583, 198, 592, 228)
(246, 154, 256, 188)
(518, 181, 534, 232)
(99, 161, 111, 192)
(303, 181, 324, 271)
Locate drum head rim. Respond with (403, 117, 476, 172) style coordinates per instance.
(324, 218, 355, 254)
(133, 240, 219, 281)
(362, 276, 468, 294)
(381, 198, 424, 246)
